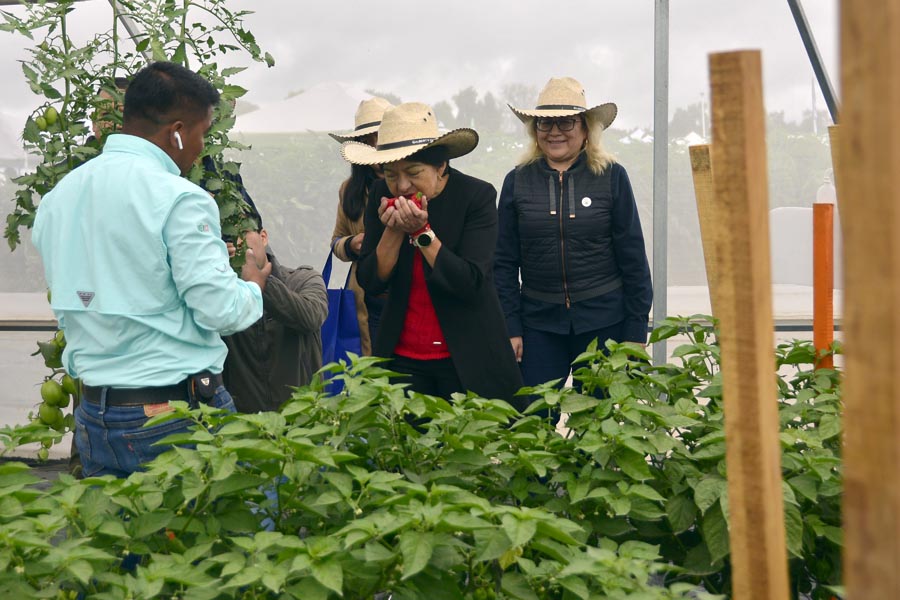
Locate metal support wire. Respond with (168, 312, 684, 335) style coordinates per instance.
(652, 0, 669, 365)
(786, 0, 840, 123)
(108, 0, 151, 62)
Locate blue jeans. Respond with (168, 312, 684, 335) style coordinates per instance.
(74, 386, 236, 478)
(520, 322, 626, 392)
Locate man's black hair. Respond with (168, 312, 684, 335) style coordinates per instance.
(123, 61, 220, 127)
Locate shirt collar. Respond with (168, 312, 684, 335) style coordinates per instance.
(102, 134, 181, 176)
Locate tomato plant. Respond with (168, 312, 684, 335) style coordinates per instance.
(0, 0, 273, 456)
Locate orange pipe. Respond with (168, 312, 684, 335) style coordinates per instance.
(813, 203, 834, 369)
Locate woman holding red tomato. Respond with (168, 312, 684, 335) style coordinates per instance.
(342, 102, 522, 403)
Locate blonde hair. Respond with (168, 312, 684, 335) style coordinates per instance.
(518, 112, 616, 175)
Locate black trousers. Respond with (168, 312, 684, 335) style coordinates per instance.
(389, 354, 463, 399)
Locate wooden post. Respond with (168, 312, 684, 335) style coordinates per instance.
(840, 1, 900, 597)
(689, 144, 720, 317)
(827, 125, 847, 239)
(708, 50, 790, 600)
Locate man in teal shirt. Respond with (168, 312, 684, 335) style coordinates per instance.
(33, 62, 269, 477)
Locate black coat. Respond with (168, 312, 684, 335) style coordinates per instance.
(356, 168, 523, 402)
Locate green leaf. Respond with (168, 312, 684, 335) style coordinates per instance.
(823, 525, 843, 546)
(560, 394, 599, 414)
(131, 511, 174, 538)
(364, 541, 395, 563)
(817, 413, 841, 441)
(66, 559, 93, 585)
(209, 473, 267, 500)
(286, 577, 330, 600)
(614, 448, 652, 481)
(666, 493, 698, 534)
(264, 52, 276, 67)
(97, 520, 128, 539)
(702, 502, 730, 563)
(788, 474, 818, 503)
(784, 502, 803, 558)
(501, 572, 539, 600)
(501, 514, 538, 547)
(683, 541, 720, 576)
(399, 531, 434, 580)
(693, 476, 727, 514)
(310, 558, 343, 595)
(474, 528, 513, 562)
(558, 575, 589, 600)
(628, 483, 666, 502)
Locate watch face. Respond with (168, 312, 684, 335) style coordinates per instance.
(416, 231, 433, 247)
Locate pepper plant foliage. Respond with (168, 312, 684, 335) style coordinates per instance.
(0, 317, 842, 599)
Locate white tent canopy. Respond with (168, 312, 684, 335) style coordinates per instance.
(233, 82, 373, 134)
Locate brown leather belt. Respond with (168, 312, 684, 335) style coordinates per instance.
(82, 372, 223, 406)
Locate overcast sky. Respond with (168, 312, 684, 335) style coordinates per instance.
(0, 0, 838, 131)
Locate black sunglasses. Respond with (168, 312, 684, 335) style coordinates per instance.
(535, 116, 580, 132)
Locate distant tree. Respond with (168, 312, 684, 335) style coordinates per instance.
(669, 102, 704, 139)
(453, 87, 480, 128)
(446, 87, 504, 132)
(501, 83, 538, 109)
(500, 83, 538, 132)
(797, 108, 833, 135)
(432, 100, 456, 129)
(479, 91, 504, 133)
(365, 89, 402, 106)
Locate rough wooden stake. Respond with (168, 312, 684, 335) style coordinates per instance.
(708, 50, 790, 600)
(840, 1, 900, 597)
(689, 144, 720, 317)
(827, 125, 847, 239)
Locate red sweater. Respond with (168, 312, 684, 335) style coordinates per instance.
(394, 251, 451, 360)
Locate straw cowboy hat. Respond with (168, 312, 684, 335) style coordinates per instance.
(341, 102, 478, 165)
(328, 96, 395, 143)
(509, 77, 618, 130)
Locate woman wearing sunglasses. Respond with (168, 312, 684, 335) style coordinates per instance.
(494, 77, 652, 403)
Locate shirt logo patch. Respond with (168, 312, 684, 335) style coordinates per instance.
(581, 197, 592, 208)
(197, 223, 211, 233)
(76, 291, 95, 307)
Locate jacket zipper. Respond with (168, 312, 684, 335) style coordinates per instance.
(558, 171, 571, 308)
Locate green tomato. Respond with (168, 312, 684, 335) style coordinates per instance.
(44, 106, 59, 126)
(38, 403, 64, 429)
(40, 379, 66, 407)
(61, 374, 78, 396)
(35, 116, 48, 131)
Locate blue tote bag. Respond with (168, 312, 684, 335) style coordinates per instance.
(321, 246, 362, 389)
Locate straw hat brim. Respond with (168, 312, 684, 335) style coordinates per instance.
(328, 123, 381, 143)
(341, 128, 479, 166)
(508, 102, 618, 130)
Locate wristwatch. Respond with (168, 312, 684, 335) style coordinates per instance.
(412, 229, 436, 248)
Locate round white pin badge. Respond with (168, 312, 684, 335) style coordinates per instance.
(581, 197, 592, 207)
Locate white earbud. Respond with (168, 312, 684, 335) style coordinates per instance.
(174, 131, 184, 150)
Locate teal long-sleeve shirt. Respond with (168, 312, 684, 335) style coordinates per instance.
(32, 134, 263, 387)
